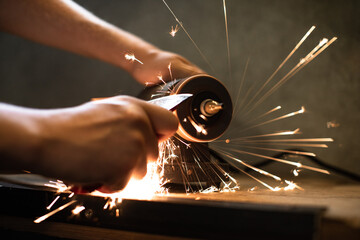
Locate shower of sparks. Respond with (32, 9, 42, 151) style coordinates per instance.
(124, 53, 143, 64)
(169, 24, 180, 37)
(240, 26, 315, 114)
(215, 145, 330, 174)
(162, 0, 215, 72)
(244, 37, 337, 116)
(91, 161, 168, 206)
(34, 200, 76, 224)
(215, 149, 282, 181)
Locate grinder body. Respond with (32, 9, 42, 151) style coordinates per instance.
(139, 74, 233, 191)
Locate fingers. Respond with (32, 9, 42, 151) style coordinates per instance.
(138, 101, 179, 141)
(88, 96, 178, 193)
(99, 96, 179, 141)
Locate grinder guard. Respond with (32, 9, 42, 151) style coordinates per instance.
(138, 74, 232, 191)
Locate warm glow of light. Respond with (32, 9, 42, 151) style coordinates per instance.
(91, 162, 168, 205)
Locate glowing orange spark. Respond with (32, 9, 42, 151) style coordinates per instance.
(124, 53, 143, 64)
(188, 117, 208, 135)
(292, 169, 300, 176)
(46, 195, 60, 210)
(169, 24, 180, 37)
(34, 200, 76, 223)
(157, 74, 166, 85)
(168, 63, 173, 81)
(284, 180, 303, 191)
(91, 162, 168, 204)
(72, 206, 85, 215)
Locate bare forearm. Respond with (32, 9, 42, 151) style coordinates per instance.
(0, 103, 41, 172)
(0, 0, 157, 74)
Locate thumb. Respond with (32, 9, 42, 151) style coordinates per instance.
(139, 101, 179, 141)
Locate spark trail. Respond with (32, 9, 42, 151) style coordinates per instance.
(162, 0, 215, 72)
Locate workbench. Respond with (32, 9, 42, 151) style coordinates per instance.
(0, 173, 359, 239)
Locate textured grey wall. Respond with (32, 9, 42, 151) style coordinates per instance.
(0, 0, 359, 173)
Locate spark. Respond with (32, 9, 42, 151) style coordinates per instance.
(243, 142, 329, 148)
(169, 24, 180, 37)
(44, 180, 69, 193)
(124, 53, 143, 64)
(34, 200, 76, 223)
(214, 149, 282, 181)
(241, 26, 316, 114)
(327, 121, 340, 128)
(248, 186, 258, 192)
(157, 74, 166, 85)
(168, 63, 173, 81)
(237, 137, 333, 143)
(217, 128, 300, 142)
(233, 164, 281, 191)
(46, 195, 60, 210)
(188, 117, 208, 135)
(200, 185, 220, 193)
(284, 180, 303, 191)
(223, 0, 232, 91)
(91, 162, 168, 204)
(72, 206, 85, 215)
(238, 145, 316, 157)
(233, 58, 250, 115)
(215, 146, 329, 174)
(292, 169, 300, 176)
(244, 105, 282, 124)
(245, 37, 337, 115)
(162, 0, 214, 72)
(238, 107, 305, 133)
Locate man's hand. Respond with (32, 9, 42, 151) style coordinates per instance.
(0, 97, 178, 193)
(131, 50, 204, 85)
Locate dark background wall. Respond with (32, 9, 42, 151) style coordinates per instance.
(0, 0, 359, 174)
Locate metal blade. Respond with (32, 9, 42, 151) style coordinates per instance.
(148, 94, 192, 110)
